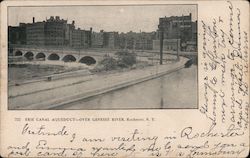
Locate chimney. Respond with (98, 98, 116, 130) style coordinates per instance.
(33, 17, 35, 23)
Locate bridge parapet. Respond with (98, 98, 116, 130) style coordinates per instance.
(11, 47, 105, 65)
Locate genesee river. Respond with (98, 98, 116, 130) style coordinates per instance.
(63, 65, 198, 110)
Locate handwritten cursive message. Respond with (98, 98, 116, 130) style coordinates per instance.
(6, 122, 249, 157)
(200, 1, 249, 130)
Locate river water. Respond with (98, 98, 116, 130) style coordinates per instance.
(64, 65, 198, 110)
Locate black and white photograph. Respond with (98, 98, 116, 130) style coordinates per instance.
(2, 1, 249, 157)
(8, 4, 198, 110)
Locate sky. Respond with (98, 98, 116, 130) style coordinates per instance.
(8, 5, 197, 33)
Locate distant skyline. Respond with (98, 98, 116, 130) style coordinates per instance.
(8, 5, 197, 33)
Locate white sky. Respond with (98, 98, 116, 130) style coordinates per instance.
(8, 5, 197, 33)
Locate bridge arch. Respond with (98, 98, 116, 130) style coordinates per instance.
(35, 52, 46, 60)
(62, 55, 76, 62)
(79, 56, 96, 65)
(48, 53, 60, 60)
(24, 51, 34, 60)
(15, 50, 23, 56)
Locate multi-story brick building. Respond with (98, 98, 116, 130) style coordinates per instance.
(25, 16, 69, 46)
(134, 32, 156, 50)
(9, 16, 92, 48)
(91, 30, 104, 48)
(154, 13, 197, 51)
(117, 31, 156, 50)
(71, 28, 92, 49)
(8, 23, 27, 45)
(8, 15, 195, 51)
(81, 29, 92, 48)
(71, 28, 82, 48)
(44, 16, 67, 46)
(26, 20, 46, 45)
(103, 32, 119, 49)
(158, 13, 192, 40)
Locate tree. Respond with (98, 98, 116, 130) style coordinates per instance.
(115, 50, 136, 68)
(99, 56, 118, 71)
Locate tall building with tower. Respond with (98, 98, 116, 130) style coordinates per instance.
(44, 16, 68, 46)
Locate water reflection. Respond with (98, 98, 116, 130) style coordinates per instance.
(64, 65, 198, 109)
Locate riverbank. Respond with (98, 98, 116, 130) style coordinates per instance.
(8, 60, 93, 84)
(8, 57, 188, 110)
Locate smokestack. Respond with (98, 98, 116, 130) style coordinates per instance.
(33, 17, 35, 23)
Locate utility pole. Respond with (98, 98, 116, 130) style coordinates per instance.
(78, 48, 80, 59)
(125, 38, 127, 50)
(177, 39, 180, 61)
(133, 38, 136, 51)
(159, 26, 164, 65)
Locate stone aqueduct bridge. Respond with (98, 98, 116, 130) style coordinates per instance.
(11, 46, 110, 65)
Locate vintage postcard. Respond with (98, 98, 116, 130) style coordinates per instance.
(0, 0, 249, 157)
